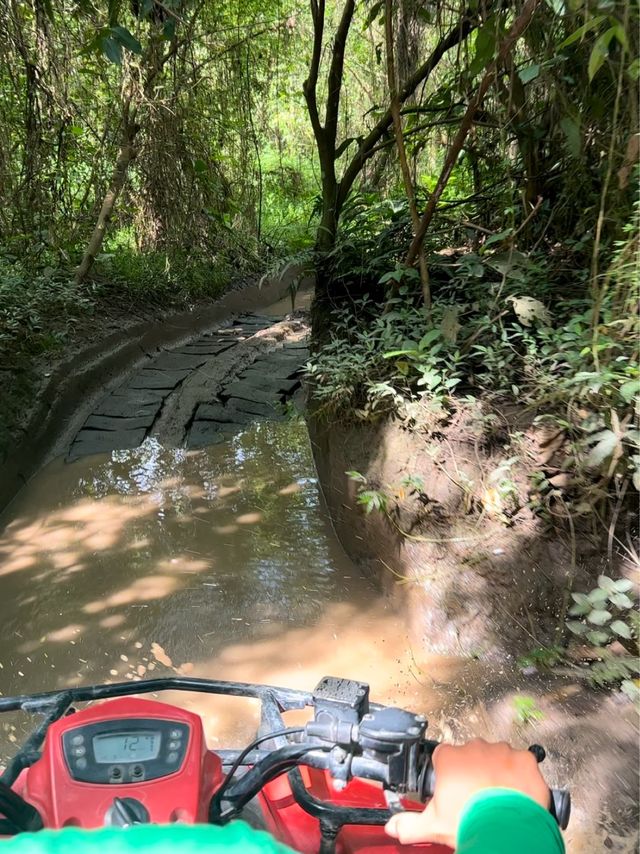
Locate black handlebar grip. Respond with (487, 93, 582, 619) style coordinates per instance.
(528, 744, 546, 763)
(549, 788, 571, 830)
(419, 743, 570, 830)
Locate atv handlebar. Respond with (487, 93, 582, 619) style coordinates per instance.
(211, 735, 570, 831)
(0, 674, 571, 834)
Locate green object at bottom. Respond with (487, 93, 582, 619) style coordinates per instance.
(1, 823, 292, 854)
(457, 788, 566, 854)
(2, 790, 565, 854)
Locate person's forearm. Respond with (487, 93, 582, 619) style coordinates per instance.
(457, 789, 565, 854)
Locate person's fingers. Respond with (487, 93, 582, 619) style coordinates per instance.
(385, 803, 454, 846)
(518, 747, 552, 808)
(385, 811, 432, 844)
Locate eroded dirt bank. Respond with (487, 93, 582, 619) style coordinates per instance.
(309, 405, 635, 658)
(309, 408, 639, 852)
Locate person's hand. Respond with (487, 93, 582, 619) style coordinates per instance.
(385, 738, 551, 849)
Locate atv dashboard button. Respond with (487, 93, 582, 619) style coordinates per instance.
(167, 752, 178, 763)
(108, 765, 124, 782)
(76, 758, 87, 770)
(71, 734, 85, 746)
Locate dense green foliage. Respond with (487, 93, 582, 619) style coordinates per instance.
(0, 0, 638, 501)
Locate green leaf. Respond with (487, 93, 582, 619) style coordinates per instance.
(611, 20, 629, 52)
(611, 620, 632, 639)
(518, 64, 541, 84)
(609, 592, 634, 609)
(598, 575, 617, 592)
(586, 630, 610, 645)
(545, 0, 566, 15)
(99, 35, 122, 65)
(346, 470, 367, 484)
(558, 15, 606, 49)
(560, 116, 581, 157)
(383, 347, 417, 359)
(588, 27, 616, 81)
(483, 228, 513, 248)
(569, 593, 592, 615)
(474, 21, 497, 65)
(619, 379, 640, 403)
(571, 592, 590, 606)
(566, 620, 587, 635)
(588, 587, 609, 604)
(363, 0, 384, 28)
(107, 0, 119, 25)
(569, 602, 591, 616)
(110, 25, 142, 55)
(614, 579, 634, 593)
(418, 329, 441, 350)
(588, 609, 612, 625)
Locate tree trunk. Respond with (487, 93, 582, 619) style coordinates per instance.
(74, 120, 138, 284)
(315, 172, 340, 252)
(385, 0, 430, 310)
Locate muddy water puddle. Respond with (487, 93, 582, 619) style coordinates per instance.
(0, 419, 637, 852)
(0, 420, 447, 751)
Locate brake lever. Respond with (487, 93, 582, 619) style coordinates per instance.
(383, 789, 404, 815)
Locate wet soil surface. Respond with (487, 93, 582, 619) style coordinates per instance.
(0, 304, 637, 852)
(68, 312, 309, 460)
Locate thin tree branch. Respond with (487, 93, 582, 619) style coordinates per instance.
(337, 8, 478, 210)
(385, 0, 430, 307)
(325, 0, 355, 149)
(406, 0, 542, 265)
(303, 0, 325, 140)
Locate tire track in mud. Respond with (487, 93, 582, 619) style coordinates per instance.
(67, 313, 309, 461)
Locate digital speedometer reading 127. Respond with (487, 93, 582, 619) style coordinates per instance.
(93, 731, 161, 763)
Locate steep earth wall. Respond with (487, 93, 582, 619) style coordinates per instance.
(309, 406, 606, 660)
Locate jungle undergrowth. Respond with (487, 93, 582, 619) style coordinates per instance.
(0, 236, 261, 461)
(305, 194, 639, 527)
(305, 192, 639, 697)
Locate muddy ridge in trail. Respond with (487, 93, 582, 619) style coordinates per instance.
(68, 309, 310, 460)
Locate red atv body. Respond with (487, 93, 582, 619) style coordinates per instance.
(9, 694, 446, 852)
(0, 676, 567, 852)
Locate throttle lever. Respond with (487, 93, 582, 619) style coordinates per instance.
(419, 742, 571, 830)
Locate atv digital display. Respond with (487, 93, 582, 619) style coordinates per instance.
(93, 731, 161, 763)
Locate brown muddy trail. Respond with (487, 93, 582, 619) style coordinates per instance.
(0, 419, 470, 774)
(0, 297, 637, 853)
